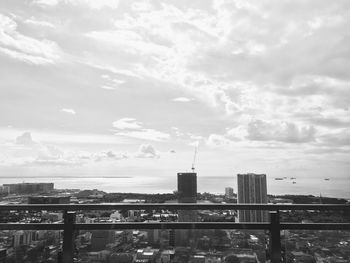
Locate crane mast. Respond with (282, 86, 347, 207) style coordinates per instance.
(191, 145, 198, 172)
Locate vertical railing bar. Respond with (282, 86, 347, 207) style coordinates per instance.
(61, 211, 76, 263)
(270, 210, 282, 263)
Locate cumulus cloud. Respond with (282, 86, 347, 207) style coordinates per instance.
(33, 0, 60, 6)
(87, 63, 142, 78)
(226, 126, 248, 141)
(293, 106, 350, 130)
(247, 120, 316, 143)
(2, 131, 168, 167)
(34, 148, 130, 166)
(112, 78, 125, 85)
(319, 129, 350, 147)
(81, 0, 350, 125)
(116, 129, 170, 141)
(100, 85, 116, 90)
(33, 154, 83, 166)
(172, 97, 193, 102)
(112, 118, 170, 141)
(135, 144, 159, 158)
(33, 0, 120, 9)
(37, 144, 63, 159)
(93, 150, 129, 162)
(8, 132, 80, 166)
(206, 134, 233, 147)
(270, 76, 350, 109)
(206, 119, 318, 148)
(188, 134, 204, 141)
(100, 74, 125, 91)
(171, 127, 184, 137)
(0, 14, 61, 64)
(16, 132, 35, 145)
(61, 108, 76, 115)
(113, 118, 142, 130)
(2, 132, 134, 167)
(86, 29, 170, 57)
(189, 140, 200, 147)
(24, 17, 55, 28)
(15, 133, 86, 166)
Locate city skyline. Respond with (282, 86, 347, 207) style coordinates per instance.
(0, 0, 349, 196)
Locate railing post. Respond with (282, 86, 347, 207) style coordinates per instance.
(61, 211, 76, 263)
(269, 211, 281, 263)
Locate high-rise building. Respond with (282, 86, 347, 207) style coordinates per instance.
(176, 172, 197, 247)
(237, 173, 268, 222)
(177, 173, 197, 222)
(177, 173, 197, 203)
(225, 187, 234, 198)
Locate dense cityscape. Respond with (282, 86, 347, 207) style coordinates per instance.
(0, 173, 349, 263)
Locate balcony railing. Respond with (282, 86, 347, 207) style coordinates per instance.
(1, 203, 350, 263)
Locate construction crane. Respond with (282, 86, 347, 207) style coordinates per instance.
(191, 145, 198, 172)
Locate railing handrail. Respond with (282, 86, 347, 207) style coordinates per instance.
(1, 203, 349, 263)
(1, 222, 350, 231)
(0, 203, 349, 211)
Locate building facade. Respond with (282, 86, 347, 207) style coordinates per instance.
(225, 187, 234, 198)
(237, 173, 268, 222)
(177, 172, 197, 222)
(176, 173, 197, 247)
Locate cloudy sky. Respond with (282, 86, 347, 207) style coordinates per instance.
(0, 0, 349, 193)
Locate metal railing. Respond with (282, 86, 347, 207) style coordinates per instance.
(1, 203, 350, 263)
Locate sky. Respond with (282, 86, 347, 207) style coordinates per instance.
(0, 0, 349, 194)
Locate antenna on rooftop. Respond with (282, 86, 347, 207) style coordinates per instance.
(191, 144, 198, 172)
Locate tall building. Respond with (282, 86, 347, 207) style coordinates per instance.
(177, 172, 197, 222)
(177, 173, 197, 202)
(176, 172, 197, 247)
(237, 173, 268, 222)
(225, 187, 234, 198)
